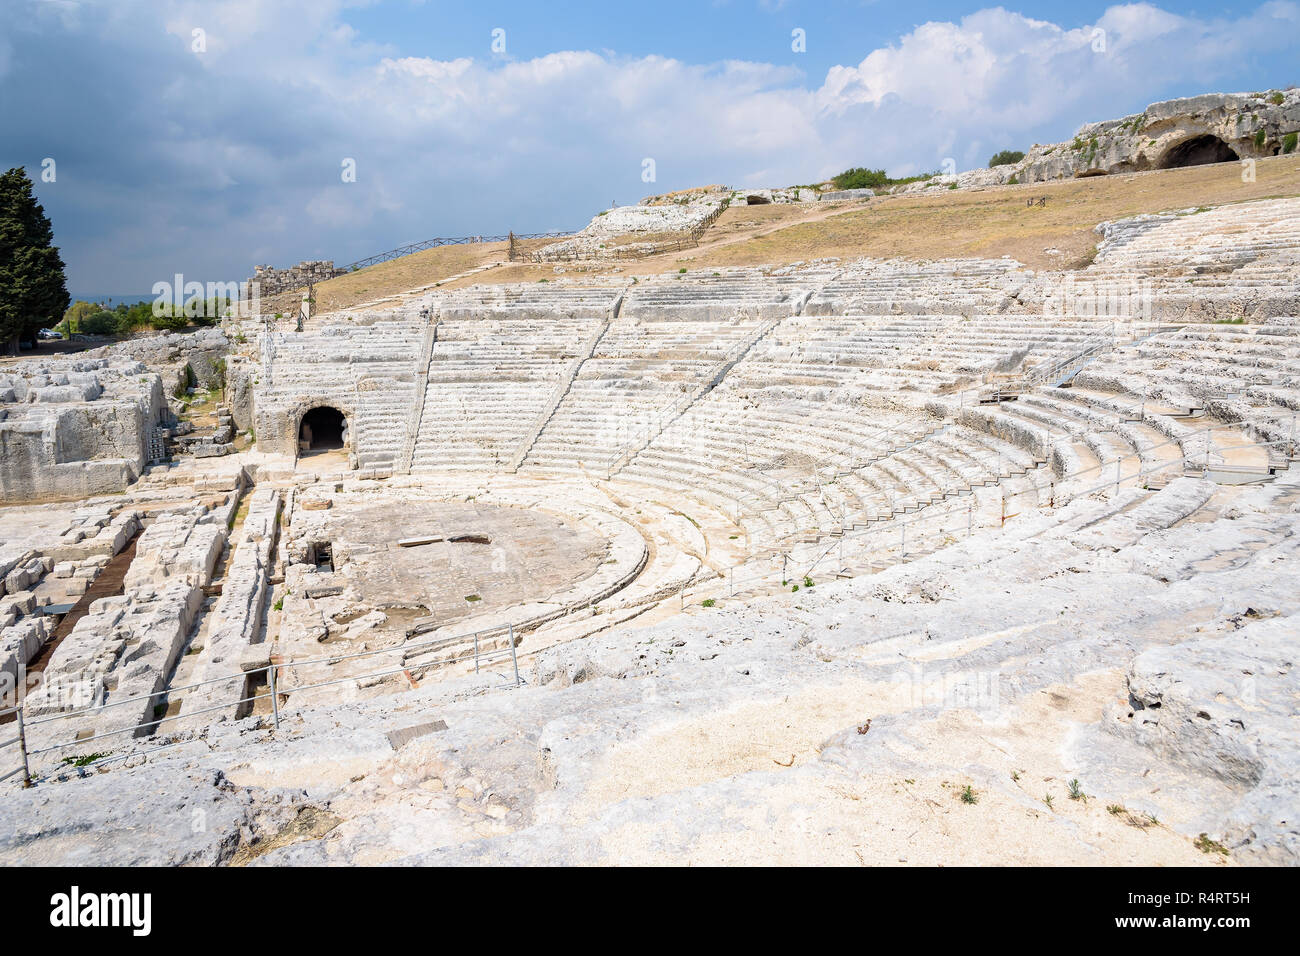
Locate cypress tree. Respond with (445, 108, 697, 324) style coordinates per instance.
(0, 167, 70, 355)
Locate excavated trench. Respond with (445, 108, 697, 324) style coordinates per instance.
(0, 530, 143, 726)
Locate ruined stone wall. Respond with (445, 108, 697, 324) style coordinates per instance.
(180, 486, 282, 721)
(87, 328, 233, 396)
(251, 260, 347, 296)
(253, 357, 359, 461)
(0, 507, 141, 705)
(24, 494, 239, 744)
(0, 361, 165, 503)
(252, 307, 425, 463)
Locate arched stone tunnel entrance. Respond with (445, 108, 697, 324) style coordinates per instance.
(1158, 134, 1239, 169)
(298, 406, 347, 457)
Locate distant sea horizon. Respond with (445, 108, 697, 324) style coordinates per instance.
(70, 293, 154, 307)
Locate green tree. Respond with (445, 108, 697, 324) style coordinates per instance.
(988, 149, 1025, 168)
(0, 167, 69, 354)
(830, 166, 937, 191)
(832, 167, 890, 190)
(80, 311, 119, 336)
(62, 299, 100, 337)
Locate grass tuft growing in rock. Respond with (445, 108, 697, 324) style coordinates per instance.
(1194, 833, 1230, 856)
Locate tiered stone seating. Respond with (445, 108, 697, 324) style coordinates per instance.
(616, 395, 923, 531)
(615, 370, 1042, 544)
(1093, 199, 1300, 277)
(1074, 316, 1300, 454)
(803, 258, 1026, 316)
(1034, 198, 1300, 321)
(251, 197, 1299, 520)
(1006, 391, 1180, 481)
(737, 313, 1112, 392)
(824, 425, 1041, 532)
(258, 311, 425, 469)
(410, 315, 603, 472)
(520, 313, 773, 474)
(430, 281, 624, 320)
(953, 374, 1284, 498)
(619, 267, 829, 320)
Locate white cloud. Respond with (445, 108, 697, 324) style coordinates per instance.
(817, 3, 1298, 136)
(3, 0, 1296, 291)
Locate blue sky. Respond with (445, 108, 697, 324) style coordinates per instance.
(0, 0, 1296, 295)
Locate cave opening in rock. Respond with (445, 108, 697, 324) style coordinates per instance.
(1158, 135, 1239, 169)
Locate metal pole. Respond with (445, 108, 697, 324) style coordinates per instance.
(268, 662, 280, 729)
(967, 498, 973, 537)
(473, 631, 480, 674)
(16, 706, 32, 789)
(508, 624, 520, 687)
(1115, 456, 1121, 493)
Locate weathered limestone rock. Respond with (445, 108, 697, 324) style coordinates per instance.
(181, 488, 283, 721)
(192, 441, 235, 458)
(1016, 89, 1300, 183)
(1091, 614, 1298, 862)
(223, 357, 256, 430)
(24, 503, 231, 744)
(0, 768, 304, 867)
(0, 360, 164, 503)
(0, 615, 50, 699)
(886, 89, 1299, 194)
(819, 187, 875, 201)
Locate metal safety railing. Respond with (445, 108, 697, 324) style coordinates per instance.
(345, 231, 575, 272)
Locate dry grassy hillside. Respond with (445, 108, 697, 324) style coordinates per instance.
(306, 240, 504, 314)
(312, 153, 1300, 309)
(697, 154, 1300, 271)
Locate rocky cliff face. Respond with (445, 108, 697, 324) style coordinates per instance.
(892, 89, 1299, 194)
(1017, 89, 1300, 183)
